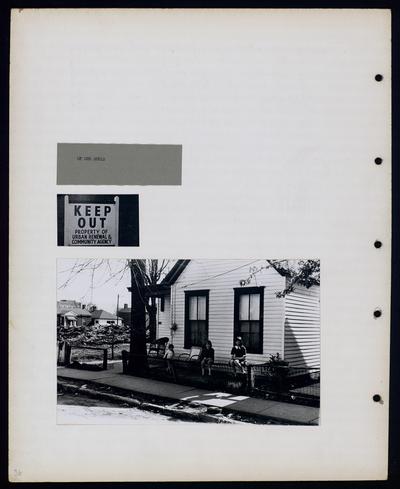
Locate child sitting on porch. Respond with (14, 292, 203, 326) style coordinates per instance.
(164, 343, 175, 374)
(199, 340, 215, 376)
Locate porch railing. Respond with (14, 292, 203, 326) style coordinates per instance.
(121, 351, 320, 406)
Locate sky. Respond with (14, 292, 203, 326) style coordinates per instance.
(56, 258, 314, 313)
(57, 259, 174, 313)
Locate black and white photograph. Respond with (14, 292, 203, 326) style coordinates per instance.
(57, 194, 139, 247)
(10, 8, 390, 481)
(57, 258, 320, 425)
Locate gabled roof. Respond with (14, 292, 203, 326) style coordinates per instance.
(152, 259, 319, 296)
(160, 259, 284, 286)
(161, 259, 298, 285)
(161, 260, 190, 285)
(90, 309, 119, 320)
(145, 260, 190, 297)
(64, 311, 77, 318)
(162, 259, 320, 285)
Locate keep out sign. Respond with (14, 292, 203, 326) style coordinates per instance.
(64, 196, 119, 246)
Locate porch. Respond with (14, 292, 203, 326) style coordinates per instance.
(122, 351, 320, 407)
(58, 343, 320, 407)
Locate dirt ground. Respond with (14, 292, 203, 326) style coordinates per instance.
(57, 393, 190, 424)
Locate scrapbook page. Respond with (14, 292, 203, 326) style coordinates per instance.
(9, 8, 391, 481)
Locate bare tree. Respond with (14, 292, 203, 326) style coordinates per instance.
(125, 259, 171, 374)
(58, 258, 172, 375)
(133, 259, 171, 342)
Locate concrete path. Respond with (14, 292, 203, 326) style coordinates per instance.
(57, 366, 319, 425)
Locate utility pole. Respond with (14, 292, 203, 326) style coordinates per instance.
(112, 293, 120, 360)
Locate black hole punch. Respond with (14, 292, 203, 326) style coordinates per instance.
(375, 157, 383, 165)
(375, 74, 383, 82)
(373, 394, 382, 402)
(374, 240, 382, 249)
(374, 309, 382, 318)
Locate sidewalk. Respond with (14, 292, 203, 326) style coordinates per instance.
(57, 365, 319, 425)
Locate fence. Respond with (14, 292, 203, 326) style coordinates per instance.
(58, 344, 320, 405)
(251, 364, 320, 403)
(58, 342, 130, 367)
(121, 351, 320, 406)
(60, 344, 110, 370)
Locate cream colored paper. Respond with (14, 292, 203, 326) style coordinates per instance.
(9, 9, 391, 481)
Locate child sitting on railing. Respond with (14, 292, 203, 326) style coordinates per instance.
(199, 340, 215, 376)
(229, 337, 247, 375)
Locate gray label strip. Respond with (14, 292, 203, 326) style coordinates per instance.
(57, 143, 182, 185)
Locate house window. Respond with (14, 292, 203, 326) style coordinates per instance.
(234, 287, 264, 354)
(184, 290, 209, 348)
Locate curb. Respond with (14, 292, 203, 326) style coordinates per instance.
(58, 375, 318, 425)
(57, 380, 236, 424)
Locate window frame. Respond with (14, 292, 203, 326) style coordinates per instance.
(233, 286, 264, 354)
(184, 290, 209, 349)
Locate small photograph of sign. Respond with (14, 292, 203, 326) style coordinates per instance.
(57, 195, 139, 247)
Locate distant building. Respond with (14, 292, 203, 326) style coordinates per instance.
(90, 309, 123, 328)
(57, 301, 92, 327)
(118, 303, 153, 338)
(117, 303, 132, 328)
(57, 300, 82, 311)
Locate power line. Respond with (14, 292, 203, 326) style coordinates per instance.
(179, 259, 262, 289)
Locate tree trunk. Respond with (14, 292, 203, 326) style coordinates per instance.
(127, 260, 149, 375)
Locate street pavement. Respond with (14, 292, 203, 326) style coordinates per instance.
(57, 365, 319, 425)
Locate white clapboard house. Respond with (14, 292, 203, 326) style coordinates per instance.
(154, 259, 320, 369)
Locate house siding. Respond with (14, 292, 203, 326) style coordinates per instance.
(284, 284, 320, 368)
(167, 259, 286, 364)
(156, 295, 172, 340)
